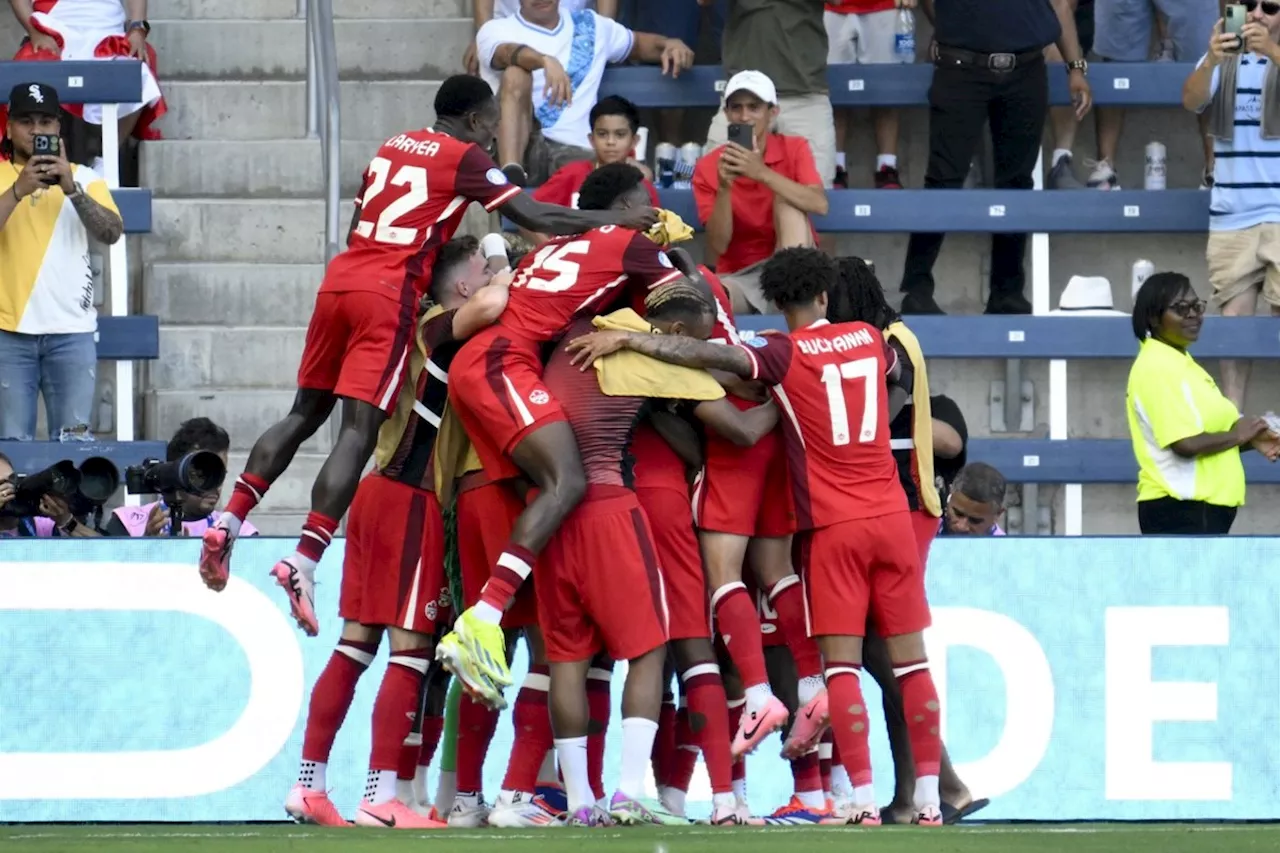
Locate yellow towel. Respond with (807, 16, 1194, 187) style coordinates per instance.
(433, 403, 479, 504)
(589, 309, 725, 401)
(374, 305, 441, 473)
(645, 209, 694, 246)
(886, 320, 940, 518)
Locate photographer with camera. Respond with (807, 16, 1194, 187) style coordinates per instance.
(0, 451, 101, 538)
(0, 82, 124, 441)
(104, 418, 257, 538)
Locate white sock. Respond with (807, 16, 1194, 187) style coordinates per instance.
(1053, 148, 1072, 167)
(412, 764, 429, 806)
(218, 512, 242, 539)
(618, 717, 659, 800)
(473, 600, 504, 624)
(876, 153, 897, 170)
(797, 675, 825, 706)
(434, 769, 456, 814)
(555, 736, 593, 811)
(914, 774, 941, 810)
(796, 789, 826, 809)
(537, 749, 558, 786)
(853, 784, 876, 807)
(835, 151, 847, 169)
(395, 777, 415, 804)
(366, 768, 399, 805)
(289, 553, 318, 574)
(744, 683, 772, 711)
(830, 764, 852, 798)
(660, 785, 686, 816)
(732, 777, 747, 802)
(712, 791, 737, 811)
(297, 759, 325, 791)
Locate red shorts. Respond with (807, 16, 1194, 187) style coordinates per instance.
(636, 485, 708, 640)
(796, 511, 930, 639)
(339, 473, 447, 634)
(693, 428, 795, 538)
(448, 326, 566, 482)
(456, 474, 538, 629)
(297, 290, 413, 412)
(538, 485, 669, 663)
(743, 573, 785, 648)
(910, 508, 940, 570)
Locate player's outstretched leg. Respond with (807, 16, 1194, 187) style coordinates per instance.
(607, 644, 667, 825)
(672, 639, 743, 825)
(201, 389, 335, 591)
(550, 657, 614, 827)
(272, 398, 387, 637)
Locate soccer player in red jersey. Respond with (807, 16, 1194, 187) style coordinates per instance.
(283, 237, 509, 830)
(197, 75, 659, 634)
(566, 248, 947, 826)
(439, 163, 687, 702)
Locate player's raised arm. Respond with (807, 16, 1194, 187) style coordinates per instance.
(565, 328, 754, 377)
(499, 186, 659, 236)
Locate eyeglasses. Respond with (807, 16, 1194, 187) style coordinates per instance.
(1245, 0, 1280, 15)
(1169, 299, 1207, 317)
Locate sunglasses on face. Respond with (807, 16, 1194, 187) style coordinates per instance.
(1246, 1, 1280, 15)
(1169, 299, 1207, 317)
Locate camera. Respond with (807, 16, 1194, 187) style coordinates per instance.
(0, 457, 119, 519)
(124, 451, 226, 497)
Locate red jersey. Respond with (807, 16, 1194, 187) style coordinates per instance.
(322, 130, 521, 300)
(630, 417, 690, 492)
(499, 225, 683, 343)
(533, 159, 662, 210)
(737, 319, 907, 529)
(704, 267, 742, 346)
(825, 0, 895, 13)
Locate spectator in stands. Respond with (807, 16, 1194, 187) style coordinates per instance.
(705, 0, 838, 188)
(693, 71, 828, 314)
(1090, 0, 1216, 190)
(463, 0, 618, 75)
(900, 0, 1091, 315)
(1046, 0, 1097, 188)
(104, 417, 259, 538)
(476, 0, 693, 186)
(634, 0, 726, 148)
(0, 82, 123, 441)
(5, 0, 166, 168)
(1126, 272, 1279, 535)
(940, 462, 1007, 535)
(1183, 7, 1280, 411)
(0, 449, 101, 537)
(826, 0, 911, 189)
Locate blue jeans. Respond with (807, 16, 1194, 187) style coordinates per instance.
(0, 330, 98, 440)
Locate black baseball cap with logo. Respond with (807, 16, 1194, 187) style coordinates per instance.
(7, 82, 61, 118)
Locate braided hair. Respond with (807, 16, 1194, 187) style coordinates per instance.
(828, 256, 899, 330)
(645, 277, 715, 323)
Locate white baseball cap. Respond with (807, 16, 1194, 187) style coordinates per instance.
(724, 70, 777, 106)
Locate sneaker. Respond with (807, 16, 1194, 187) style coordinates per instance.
(435, 631, 507, 710)
(284, 784, 349, 827)
(781, 690, 829, 759)
(731, 695, 789, 759)
(820, 802, 882, 826)
(486, 790, 562, 827)
(874, 165, 903, 189)
(563, 805, 615, 826)
(1047, 154, 1084, 189)
(1086, 159, 1120, 190)
(1201, 168, 1215, 190)
(913, 804, 944, 826)
(900, 291, 945, 315)
(447, 791, 489, 827)
(984, 293, 1033, 315)
(271, 558, 319, 636)
(636, 798, 690, 825)
(198, 524, 235, 591)
(761, 795, 833, 825)
(608, 792, 660, 825)
(833, 165, 849, 189)
(353, 797, 447, 829)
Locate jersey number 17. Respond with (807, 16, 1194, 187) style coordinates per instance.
(820, 357, 879, 447)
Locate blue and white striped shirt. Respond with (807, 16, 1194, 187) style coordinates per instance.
(1204, 54, 1280, 231)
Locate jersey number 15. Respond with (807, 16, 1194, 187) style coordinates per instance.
(820, 357, 879, 446)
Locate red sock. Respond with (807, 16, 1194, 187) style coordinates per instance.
(501, 665, 553, 793)
(819, 730, 834, 794)
(417, 715, 444, 770)
(369, 649, 431, 771)
(479, 544, 535, 612)
(296, 511, 338, 564)
(681, 664, 734, 794)
(711, 582, 768, 689)
(587, 662, 612, 800)
(224, 473, 269, 522)
(767, 576, 823, 680)
(897, 662, 943, 778)
(824, 662, 872, 790)
(669, 703, 698, 792)
(790, 749, 822, 796)
(456, 695, 500, 793)
(728, 699, 746, 786)
(302, 640, 378, 763)
(398, 734, 422, 781)
(652, 693, 678, 788)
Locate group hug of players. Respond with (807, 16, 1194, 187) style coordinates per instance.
(191, 75, 981, 830)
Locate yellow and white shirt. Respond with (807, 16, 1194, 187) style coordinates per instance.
(0, 163, 116, 335)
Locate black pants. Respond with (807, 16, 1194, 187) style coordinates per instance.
(1138, 498, 1237, 535)
(901, 56, 1049, 302)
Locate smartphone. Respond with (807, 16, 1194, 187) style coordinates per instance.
(727, 122, 753, 150)
(1225, 4, 1247, 52)
(32, 133, 61, 184)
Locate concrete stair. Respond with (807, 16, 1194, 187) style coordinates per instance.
(142, 0, 476, 533)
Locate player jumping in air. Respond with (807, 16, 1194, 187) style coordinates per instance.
(196, 75, 658, 634)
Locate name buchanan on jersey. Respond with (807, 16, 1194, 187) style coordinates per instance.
(795, 326, 876, 356)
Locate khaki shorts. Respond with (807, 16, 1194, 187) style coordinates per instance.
(707, 93, 836, 188)
(1206, 223, 1280, 307)
(722, 259, 773, 315)
(825, 8, 899, 65)
(524, 130, 592, 187)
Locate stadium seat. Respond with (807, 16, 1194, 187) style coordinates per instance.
(115, 189, 153, 233)
(0, 60, 144, 105)
(0, 439, 168, 475)
(97, 316, 160, 361)
(969, 438, 1280, 485)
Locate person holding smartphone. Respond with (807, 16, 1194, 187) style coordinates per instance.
(0, 82, 123, 442)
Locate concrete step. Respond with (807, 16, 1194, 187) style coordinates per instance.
(150, 0, 468, 19)
(151, 325, 307, 390)
(158, 80, 441, 141)
(145, 198, 353, 264)
(140, 139, 382, 197)
(144, 263, 324, 326)
(146, 389, 333, 455)
(227, 452, 328, 514)
(152, 19, 469, 80)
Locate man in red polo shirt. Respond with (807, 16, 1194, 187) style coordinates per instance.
(692, 70, 828, 315)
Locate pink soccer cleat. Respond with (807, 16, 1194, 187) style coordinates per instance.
(820, 802, 883, 826)
(913, 805, 944, 826)
(781, 689, 830, 759)
(353, 798, 448, 829)
(272, 558, 319, 637)
(731, 695, 789, 759)
(284, 784, 349, 827)
(198, 524, 235, 591)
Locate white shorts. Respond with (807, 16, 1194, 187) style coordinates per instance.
(825, 8, 899, 65)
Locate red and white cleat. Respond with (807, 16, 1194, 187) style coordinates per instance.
(284, 784, 349, 827)
(820, 802, 883, 826)
(913, 805, 944, 826)
(731, 695, 789, 759)
(198, 524, 235, 591)
(354, 798, 448, 829)
(781, 689, 830, 759)
(272, 558, 319, 637)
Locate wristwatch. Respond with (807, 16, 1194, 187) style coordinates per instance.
(59, 517, 79, 534)
(64, 181, 83, 199)
(1067, 59, 1088, 75)
(125, 19, 150, 36)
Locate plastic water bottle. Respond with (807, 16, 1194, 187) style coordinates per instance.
(654, 142, 677, 189)
(894, 8, 916, 64)
(1132, 259, 1155, 302)
(1144, 142, 1167, 190)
